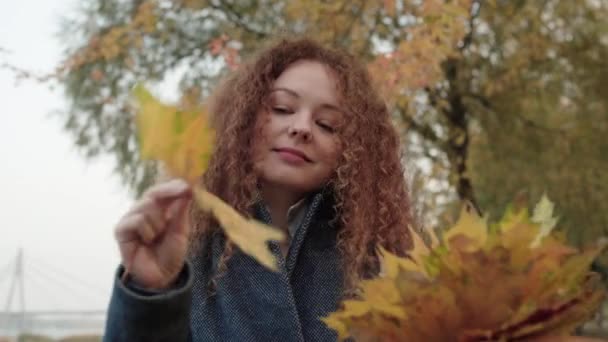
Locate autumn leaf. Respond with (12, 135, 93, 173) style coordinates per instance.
(134, 85, 285, 270)
(379, 246, 421, 278)
(324, 196, 606, 341)
(530, 193, 559, 247)
(193, 187, 285, 271)
(443, 203, 487, 252)
(379, 227, 439, 278)
(134, 84, 215, 183)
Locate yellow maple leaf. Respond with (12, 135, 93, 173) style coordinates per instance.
(133, 85, 285, 270)
(134, 84, 214, 183)
(409, 228, 431, 264)
(379, 246, 422, 278)
(193, 187, 285, 271)
(379, 227, 440, 279)
(443, 203, 487, 252)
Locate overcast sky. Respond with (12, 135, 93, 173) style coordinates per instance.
(0, 0, 132, 312)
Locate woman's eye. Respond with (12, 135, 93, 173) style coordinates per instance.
(317, 122, 335, 133)
(272, 107, 292, 114)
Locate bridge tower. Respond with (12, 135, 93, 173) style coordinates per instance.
(3, 248, 25, 333)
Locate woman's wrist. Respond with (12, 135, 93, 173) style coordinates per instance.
(120, 264, 187, 295)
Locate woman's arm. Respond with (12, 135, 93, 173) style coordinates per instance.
(103, 262, 193, 342)
(105, 180, 194, 341)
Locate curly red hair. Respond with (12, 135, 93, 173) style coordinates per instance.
(190, 37, 414, 290)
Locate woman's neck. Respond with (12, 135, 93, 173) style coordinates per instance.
(259, 182, 305, 230)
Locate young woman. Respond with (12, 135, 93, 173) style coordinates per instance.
(104, 38, 414, 341)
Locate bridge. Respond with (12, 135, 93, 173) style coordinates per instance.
(0, 249, 107, 339)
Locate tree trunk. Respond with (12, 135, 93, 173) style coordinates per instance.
(442, 57, 480, 214)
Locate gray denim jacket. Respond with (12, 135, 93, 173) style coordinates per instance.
(103, 190, 344, 341)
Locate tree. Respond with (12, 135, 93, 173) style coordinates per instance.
(54, 0, 608, 250)
(464, 0, 608, 247)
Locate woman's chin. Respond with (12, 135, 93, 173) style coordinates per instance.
(260, 175, 317, 193)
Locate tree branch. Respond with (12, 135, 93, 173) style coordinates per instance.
(463, 93, 569, 135)
(209, 0, 269, 39)
(459, 0, 482, 52)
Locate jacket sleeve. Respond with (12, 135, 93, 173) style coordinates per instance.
(103, 262, 193, 342)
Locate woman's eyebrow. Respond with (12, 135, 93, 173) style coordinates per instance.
(321, 103, 342, 113)
(270, 87, 300, 98)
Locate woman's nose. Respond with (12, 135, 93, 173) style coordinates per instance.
(288, 126, 311, 141)
(288, 112, 312, 142)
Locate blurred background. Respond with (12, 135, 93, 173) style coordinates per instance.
(1, 0, 606, 340)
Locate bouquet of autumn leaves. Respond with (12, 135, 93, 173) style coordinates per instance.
(323, 199, 606, 341)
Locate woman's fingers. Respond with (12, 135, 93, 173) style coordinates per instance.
(166, 197, 191, 235)
(145, 179, 192, 204)
(116, 212, 166, 246)
(127, 197, 166, 234)
(137, 215, 158, 244)
(115, 212, 150, 243)
(113, 179, 194, 288)
(117, 179, 192, 243)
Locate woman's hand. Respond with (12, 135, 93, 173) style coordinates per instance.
(114, 179, 193, 289)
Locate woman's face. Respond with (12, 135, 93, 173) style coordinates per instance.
(252, 60, 344, 195)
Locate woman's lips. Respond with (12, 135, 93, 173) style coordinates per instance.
(273, 148, 311, 164)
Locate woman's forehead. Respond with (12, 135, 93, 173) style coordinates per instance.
(272, 60, 341, 106)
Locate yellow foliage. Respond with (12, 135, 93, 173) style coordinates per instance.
(443, 204, 487, 252)
(368, 0, 472, 104)
(193, 187, 285, 271)
(134, 85, 285, 270)
(134, 85, 214, 183)
(61, 1, 157, 73)
(324, 197, 606, 341)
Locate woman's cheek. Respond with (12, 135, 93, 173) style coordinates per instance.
(326, 140, 343, 169)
